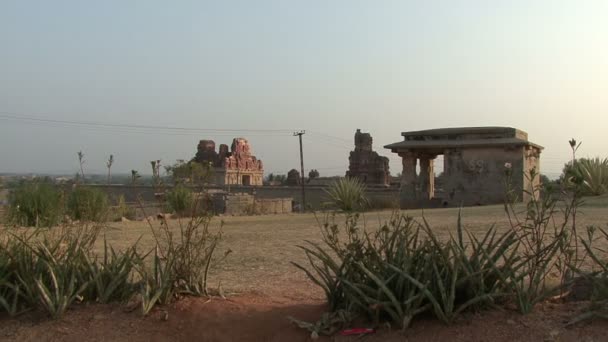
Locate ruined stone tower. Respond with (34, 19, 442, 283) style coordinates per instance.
(346, 129, 390, 186)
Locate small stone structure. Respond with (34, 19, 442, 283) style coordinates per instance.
(211, 193, 292, 215)
(193, 138, 264, 186)
(385, 127, 543, 208)
(346, 129, 390, 186)
(286, 169, 301, 186)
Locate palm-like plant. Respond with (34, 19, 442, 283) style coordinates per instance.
(325, 177, 368, 212)
(577, 157, 608, 196)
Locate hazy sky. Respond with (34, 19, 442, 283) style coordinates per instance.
(1, 1, 606, 178)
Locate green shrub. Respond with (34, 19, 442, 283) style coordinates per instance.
(67, 187, 109, 222)
(325, 178, 369, 212)
(7, 180, 63, 227)
(166, 185, 193, 215)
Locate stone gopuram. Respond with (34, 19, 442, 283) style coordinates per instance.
(194, 138, 264, 186)
(346, 129, 390, 186)
(384, 127, 543, 208)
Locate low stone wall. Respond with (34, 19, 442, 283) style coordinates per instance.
(212, 193, 293, 216)
(254, 197, 292, 215)
(74, 184, 400, 211)
(223, 185, 400, 210)
(222, 193, 254, 216)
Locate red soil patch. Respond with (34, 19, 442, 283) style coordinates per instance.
(2, 288, 608, 342)
(0, 292, 325, 342)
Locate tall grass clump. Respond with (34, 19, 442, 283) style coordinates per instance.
(136, 211, 225, 315)
(66, 186, 109, 222)
(502, 167, 583, 313)
(325, 177, 369, 212)
(135, 160, 226, 315)
(7, 179, 63, 227)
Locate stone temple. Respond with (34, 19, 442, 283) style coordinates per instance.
(384, 127, 543, 208)
(346, 129, 390, 186)
(193, 138, 263, 186)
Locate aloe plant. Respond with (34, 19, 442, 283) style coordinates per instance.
(35, 260, 89, 319)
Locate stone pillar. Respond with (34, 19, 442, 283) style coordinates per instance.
(399, 152, 418, 207)
(419, 155, 436, 200)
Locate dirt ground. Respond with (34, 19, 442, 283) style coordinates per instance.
(1, 286, 607, 342)
(1, 199, 608, 341)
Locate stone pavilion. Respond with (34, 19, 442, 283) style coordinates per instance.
(384, 127, 543, 208)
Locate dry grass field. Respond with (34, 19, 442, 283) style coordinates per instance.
(99, 196, 608, 297)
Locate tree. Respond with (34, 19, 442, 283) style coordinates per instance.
(265, 173, 288, 185)
(275, 174, 287, 184)
(165, 160, 212, 185)
(77, 150, 85, 183)
(266, 173, 275, 182)
(106, 154, 114, 185)
(131, 170, 141, 185)
(540, 174, 551, 186)
(308, 169, 320, 180)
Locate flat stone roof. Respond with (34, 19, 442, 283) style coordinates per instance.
(385, 126, 543, 151)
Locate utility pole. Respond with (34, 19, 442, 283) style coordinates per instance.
(294, 130, 306, 212)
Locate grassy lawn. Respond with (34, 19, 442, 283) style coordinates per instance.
(92, 195, 608, 296)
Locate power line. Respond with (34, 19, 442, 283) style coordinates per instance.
(307, 130, 352, 144)
(0, 113, 296, 134)
(305, 136, 353, 150)
(313, 165, 348, 170)
(1, 119, 293, 138)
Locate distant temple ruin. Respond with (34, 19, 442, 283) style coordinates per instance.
(346, 129, 390, 186)
(385, 127, 543, 208)
(193, 138, 264, 186)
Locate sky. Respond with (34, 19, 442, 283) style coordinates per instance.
(1, 1, 607, 179)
